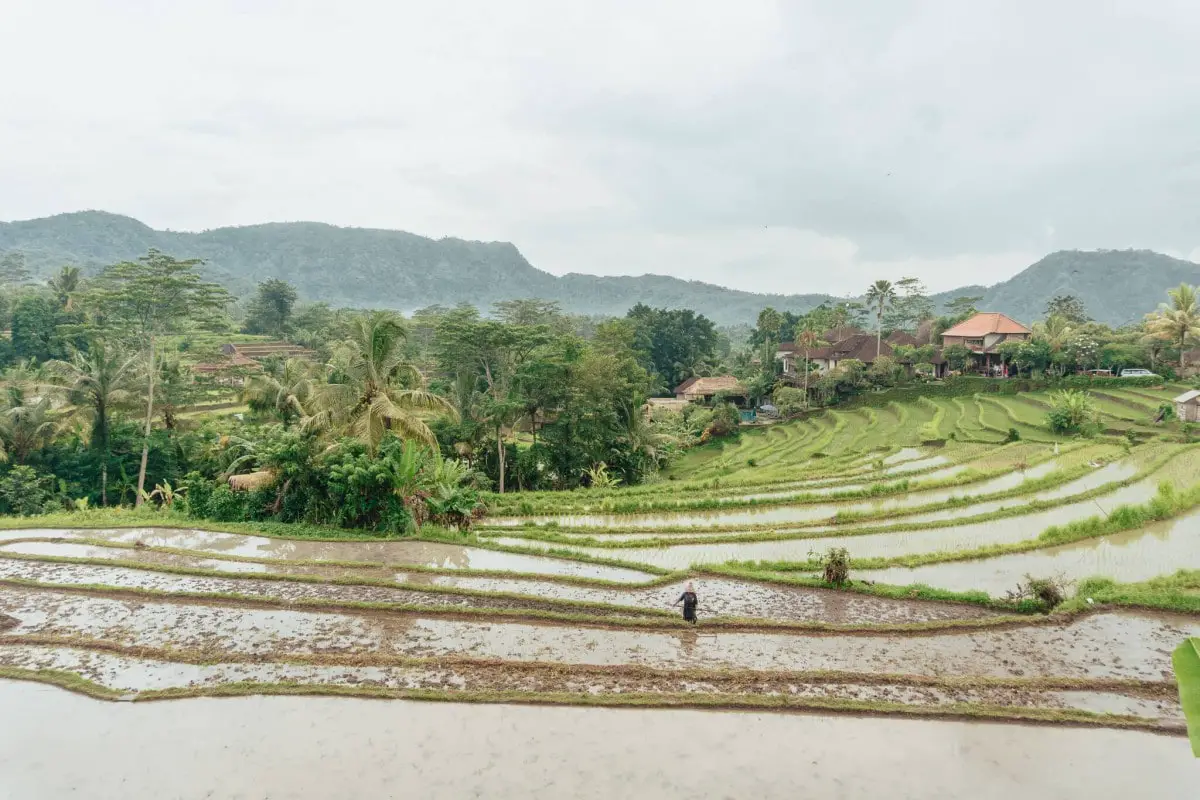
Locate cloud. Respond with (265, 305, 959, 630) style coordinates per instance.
(1, 0, 1197, 295)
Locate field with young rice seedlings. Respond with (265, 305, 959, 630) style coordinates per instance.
(1, 388, 1197, 750)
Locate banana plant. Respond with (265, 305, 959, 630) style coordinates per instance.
(1174, 638, 1200, 756)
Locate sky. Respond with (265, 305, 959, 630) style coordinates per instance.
(2, 0, 1199, 295)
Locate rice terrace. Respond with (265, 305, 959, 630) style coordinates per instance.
(4, 376, 1200, 768)
(6, 7, 1200, 787)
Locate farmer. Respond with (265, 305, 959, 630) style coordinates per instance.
(674, 582, 699, 624)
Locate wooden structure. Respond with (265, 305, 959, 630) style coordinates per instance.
(1174, 390, 1200, 422)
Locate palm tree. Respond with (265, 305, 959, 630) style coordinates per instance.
(44, 343, 141, 505)
(1144, 283, 1200, 370)
(1032, 315, 1075, 376)
(47, 265, 82, 310)
(616, 401, 672, 471)
(303, 311, 456, 450)
(796, 328, 823, 407)
(244, 357, 313, 426)
(864, 280, 896, 357)
(0, 396, 60, 465)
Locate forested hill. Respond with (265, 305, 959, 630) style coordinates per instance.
(1, 211, 1196, 325)
(956, 250, 1200, 328)
(0, 211, 837, 324)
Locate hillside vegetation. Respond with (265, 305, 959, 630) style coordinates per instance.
(3, 211, 1196, 324)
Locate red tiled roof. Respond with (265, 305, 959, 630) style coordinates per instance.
(941, 313, 1030, 337)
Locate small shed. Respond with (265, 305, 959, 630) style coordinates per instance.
(1173, 390, 1200, 422)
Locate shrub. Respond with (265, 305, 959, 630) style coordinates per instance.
(772, 387, 806, 416)
(1005, 574, 1072, 610)
(1005, 427, 1021, 443)
(812, 546, 850, 586)
(0, 466, 58, 516)
(204, 484, 249, 522)
(1045, 390, 1100, 434)
(703, 403, 741, 440)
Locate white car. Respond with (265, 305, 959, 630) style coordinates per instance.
(1119, 368, 1160, 378)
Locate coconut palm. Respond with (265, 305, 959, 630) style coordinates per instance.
(44, 343, 141, 504)
(1031, 315, 1077, 376)
(615, 400, 673, 470)
(864, 280, 896, 357)
(795, 328, 825, 407)
(244, 357, 313, 426)
(0, 396, 60, 465)
(303, 311, 455, 450)
(1145, 283, 1200, 369)
(47, 265, 82, 310)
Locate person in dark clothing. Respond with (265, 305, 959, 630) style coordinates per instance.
(674, 581, 698, 624)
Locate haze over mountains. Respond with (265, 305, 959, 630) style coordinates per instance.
(1, 211, 1196, 326)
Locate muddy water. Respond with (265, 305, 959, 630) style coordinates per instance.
(424, 575, 1001, 623)
(856, 509, 1200, 595)
(3, 683, 1194, 800)
(2, 587, 1193, 679)
(0, 556, 999, 624)
(0, 645, 1180, 725)
(0, 560, 668, 620)
(545, 477, 1168, 569)
(0, 528, 654, 582)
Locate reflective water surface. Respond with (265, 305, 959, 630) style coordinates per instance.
(1, 681, 1194, 800)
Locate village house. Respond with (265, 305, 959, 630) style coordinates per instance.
(940, 312, 1032, 375)
(777, 330, 892, 376)
(674, 376, 750, 407)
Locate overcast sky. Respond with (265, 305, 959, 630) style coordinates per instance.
(2, 1, 1198, 294)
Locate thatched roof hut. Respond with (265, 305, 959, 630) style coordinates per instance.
(227, 470, 276, 491)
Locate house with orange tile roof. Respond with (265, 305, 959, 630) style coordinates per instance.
(940, 312, 1031, 374)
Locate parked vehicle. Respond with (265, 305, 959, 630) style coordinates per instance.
(1119, 368, 1160, 378)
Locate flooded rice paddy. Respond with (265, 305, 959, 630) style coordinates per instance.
(4, 682, 1195, 800)
(857, 508, 1200, 595)
(2, 585, 1194, 679)
(0, 557, 1002, 624)
(497, 477, 1170, 569)
(0, 527, 655, 582)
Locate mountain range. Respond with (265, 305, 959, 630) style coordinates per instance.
(1, 211, 1196, 326)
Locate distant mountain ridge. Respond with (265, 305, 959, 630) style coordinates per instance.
(1, 211, 1195, 326)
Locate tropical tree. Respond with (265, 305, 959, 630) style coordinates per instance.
(1145, 283, 1200, 370)
(242, 278, 299, 337)
(44, 342, 141, 505)
(864, 279, 897, 357)
(244, 357, 314, 426)
(47, 266, 82, 310)
(1032, 315, 1075, 376)
(795, 328, 823, 406)
(82, 251, 232, 505)
(304, 311, 455, 451)
(0, 396, 60, 465)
